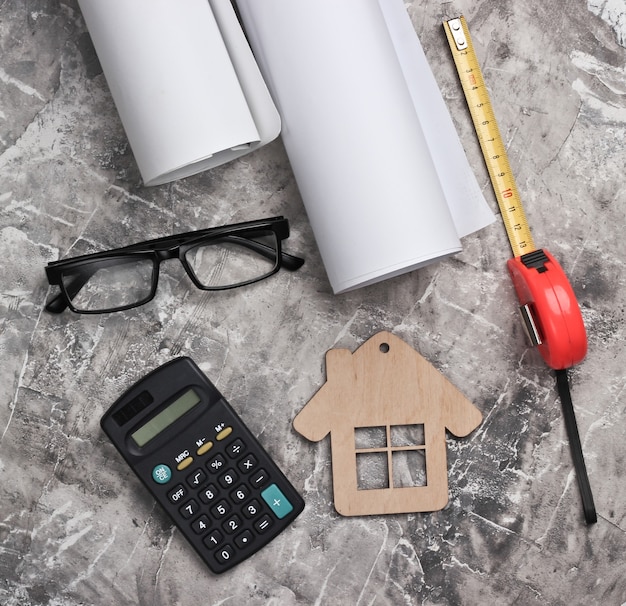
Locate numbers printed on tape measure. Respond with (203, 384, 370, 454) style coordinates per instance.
(444, 17, 535, 258)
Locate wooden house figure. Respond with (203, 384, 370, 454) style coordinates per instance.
(293, 331, 482, 516)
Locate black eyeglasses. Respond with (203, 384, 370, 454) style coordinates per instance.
(45, 216, 305, 314)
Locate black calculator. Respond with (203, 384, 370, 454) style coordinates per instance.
(101, 356, 304, 574)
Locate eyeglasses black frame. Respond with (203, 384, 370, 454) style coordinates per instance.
(45, 216, 305, 314)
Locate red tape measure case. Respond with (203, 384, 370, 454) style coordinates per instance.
(507, 249, 587, 370)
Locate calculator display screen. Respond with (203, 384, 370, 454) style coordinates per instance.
(131, 388, 201, 447)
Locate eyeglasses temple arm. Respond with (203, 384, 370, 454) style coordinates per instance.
(281, 251, 305, 271)
(45, 292, 68, 313)
(120, 233, 304, 269)
(223, 236, 304, 270)
(44, 268, 98, 313)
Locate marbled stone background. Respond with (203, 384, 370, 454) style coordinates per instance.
(1, 1, 625, 604)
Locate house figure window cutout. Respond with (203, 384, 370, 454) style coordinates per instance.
(355, 424, 427, 491)
(293, 331, 482, 516)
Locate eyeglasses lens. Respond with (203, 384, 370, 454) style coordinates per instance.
(61, 257, 154, 312)
(185, 231, 278, 288)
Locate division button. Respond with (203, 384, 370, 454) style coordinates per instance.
(261, 484, 294, 519)
(152, 464, 172, 484)
(226, 439, 245, 458)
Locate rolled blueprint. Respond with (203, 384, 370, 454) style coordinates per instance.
(236, 0, 495, 293)
(77, 0, 280, 186)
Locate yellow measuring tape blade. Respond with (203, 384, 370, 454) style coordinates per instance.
(444, 16, 535, 258)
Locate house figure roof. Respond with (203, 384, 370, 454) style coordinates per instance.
(293, 331, 482, 516)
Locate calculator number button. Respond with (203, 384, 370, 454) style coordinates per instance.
(211, 499, 231, 519)
(167, 484, 187, 504)
(231, 485, 249, 503)
(218, 469, 238, 488)
(186, 468, 206, 488)
(215, 544, 235, 565)
(179, 499, 199, 519)
(203, 529, 224, 550)
(222, 515, 243, 535)
(191, 515, 211, 535)
(242, 499, 262, 519)
(226, 439, 245, 458)
(199, 484, 219, 504)
(238, 454, 258, 474)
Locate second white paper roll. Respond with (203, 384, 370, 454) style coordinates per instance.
(237, 0, 493, 293)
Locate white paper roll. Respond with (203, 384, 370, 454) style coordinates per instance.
(236, 0, 494, 293)
(77, 0, 280, 186)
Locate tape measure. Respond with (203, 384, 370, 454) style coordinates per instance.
(443, 16, 587, 371)
(444, 17, 534, 258)
(444, 16, 596, 524)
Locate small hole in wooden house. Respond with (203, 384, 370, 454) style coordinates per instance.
(392, 450, 427, 488)
(356, 452, 389, 490)
(355, 426, 387, 449)
(390, 424, 425, 447)
(379, 342, 390, 353)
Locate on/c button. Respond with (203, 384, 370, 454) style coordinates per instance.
(152, 464, 172, 484)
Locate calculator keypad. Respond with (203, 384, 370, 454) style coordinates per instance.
(151, 414, 303, 573)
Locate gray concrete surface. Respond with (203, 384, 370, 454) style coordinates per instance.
(1, 1, 625, 604)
